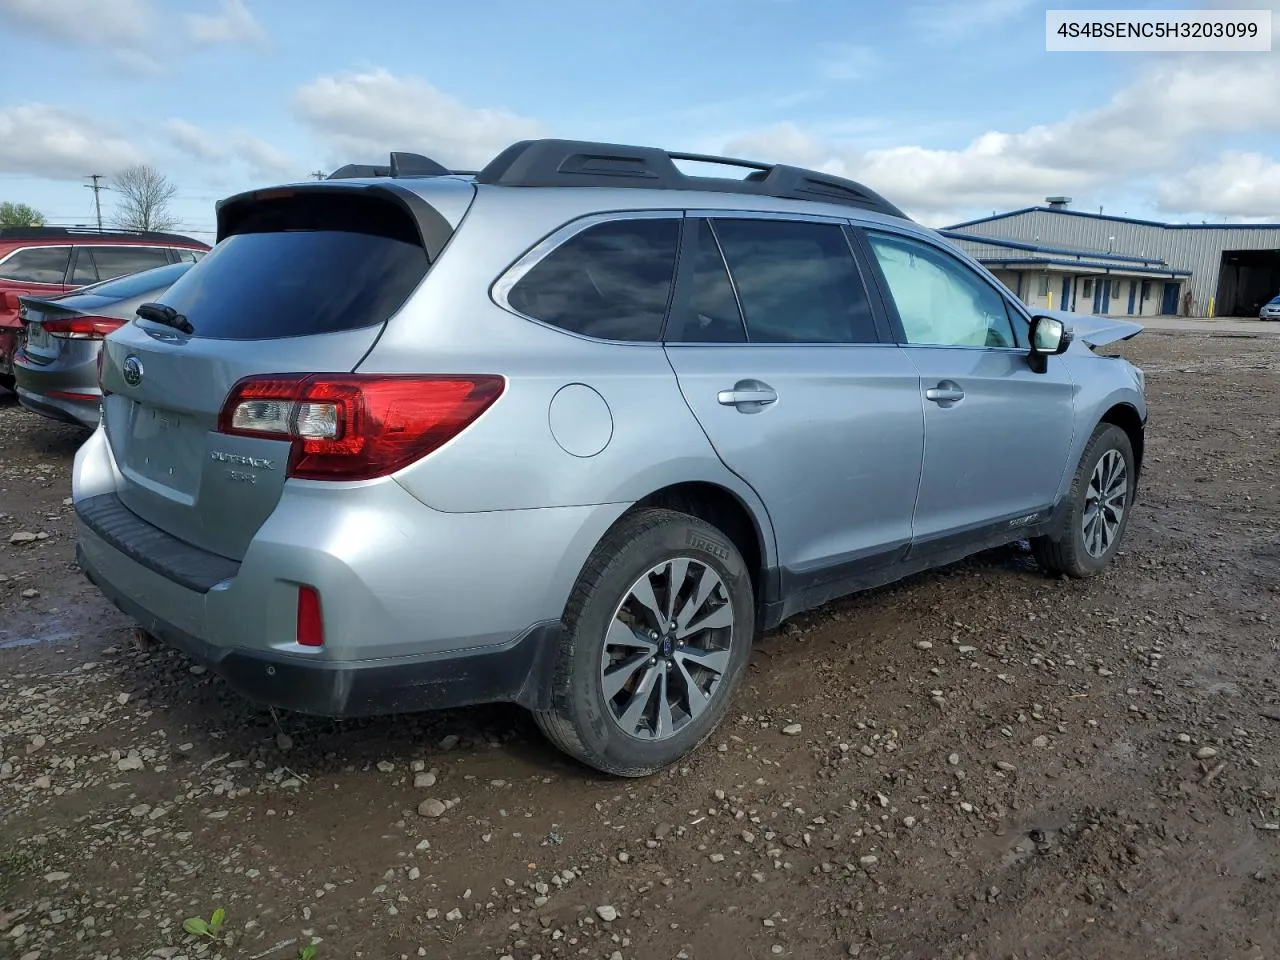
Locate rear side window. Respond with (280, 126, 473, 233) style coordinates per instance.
(0, 247, 70, 284)
(506, 218, 679, 341)
(711, 219, 879, 344)
(156, 193, 429, 340)
(90, 246, 172, 280)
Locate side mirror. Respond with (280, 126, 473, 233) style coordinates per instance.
(1028, 315, 1071, 373)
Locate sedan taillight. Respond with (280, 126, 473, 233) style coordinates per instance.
(41, 316, 127, 340)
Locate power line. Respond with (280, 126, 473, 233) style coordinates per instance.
(84, 174, 107, 230)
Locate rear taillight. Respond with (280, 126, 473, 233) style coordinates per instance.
(41, 316, 126, 340)
(216, 374, 505, 481)
(296, 585, 324, 647)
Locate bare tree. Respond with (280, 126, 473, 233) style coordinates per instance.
(111, 165, 179, 232)
(0, 201, 46, 227)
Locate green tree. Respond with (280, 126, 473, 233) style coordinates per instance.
(0, 202, 47, 228)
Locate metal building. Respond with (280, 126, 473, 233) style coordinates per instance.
(943, 199, 1280, 318)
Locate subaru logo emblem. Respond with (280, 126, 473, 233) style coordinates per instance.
(122, 355, 144, 387)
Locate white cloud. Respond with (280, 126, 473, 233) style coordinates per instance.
(185, 0, 264, 45)
(162, 119, 294, 181)
(721, 54, 1280, 224)
(165, 119, 227, 161)
(1157, 152, 1280, 219)
(292, 68, 545, 170)
(232, 132, 296, 180)
(0, 104, 145, 179)
(0, 0, 153, 45)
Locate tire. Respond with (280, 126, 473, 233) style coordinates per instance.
(534, 508, 755, 777)
(1031, 423, 1136, 578)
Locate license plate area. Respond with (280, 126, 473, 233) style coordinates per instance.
(120, 402, 204, 498)
(23, 324, 55, 358)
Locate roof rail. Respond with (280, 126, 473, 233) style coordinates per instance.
(0, 225, 207, 246)
(474, 138, 909, 219)
(326, 151, 458, 180)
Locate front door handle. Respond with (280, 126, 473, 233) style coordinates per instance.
(925, 381, 965, 404)
(717, 379, 777, 411)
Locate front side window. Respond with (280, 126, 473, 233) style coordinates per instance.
(506, 218, 679, 341)
(710, 218, 878, 344)
(0, 247, 71, 284)
(866, 232, 1017, 349)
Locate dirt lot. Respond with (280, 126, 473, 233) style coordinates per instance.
(2, 330, 1279, 960)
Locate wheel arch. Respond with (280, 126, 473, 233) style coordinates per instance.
(620, 481, 776, 605)
(1099, 402, 1145, 481)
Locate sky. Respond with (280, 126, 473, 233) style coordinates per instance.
(1, 0, 1279, 244)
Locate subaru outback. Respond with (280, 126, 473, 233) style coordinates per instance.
(73, 139, 1147, 776)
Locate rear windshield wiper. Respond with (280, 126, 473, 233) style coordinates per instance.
(136, 302, 194, 335)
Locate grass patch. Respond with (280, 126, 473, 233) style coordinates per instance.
(0, 848, 36, 898)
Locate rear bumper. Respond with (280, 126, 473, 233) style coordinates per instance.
(70, 425, 627, 717)
(13, 345, 101, 427)
(78, 540, 561, 716)
(16, 385, 100, 428)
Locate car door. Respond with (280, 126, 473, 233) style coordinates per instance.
(663, 214, 924, 598)
(857, 227, 1076, 551)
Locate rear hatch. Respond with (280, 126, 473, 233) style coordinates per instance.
(97, 181, 474, 561)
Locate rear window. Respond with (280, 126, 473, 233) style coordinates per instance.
(155, 193, 429, 340)
(90, 245, 172, 280)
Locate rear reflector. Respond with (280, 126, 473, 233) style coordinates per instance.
(40, 316, 127, 340)
(46, 390, 99, 403)
(216, 374, 505, 481)
(296, 585, 323, 647)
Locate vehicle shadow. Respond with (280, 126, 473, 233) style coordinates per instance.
(116, 640, 586, 781)
(106, 539, 1064, 784)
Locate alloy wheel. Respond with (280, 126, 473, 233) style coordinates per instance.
(1083, 449, 1128, 558)
(599, 557, 734, 741)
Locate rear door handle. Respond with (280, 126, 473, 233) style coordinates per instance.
(717, 379, 777, 410)
(925, 382, 965, 404)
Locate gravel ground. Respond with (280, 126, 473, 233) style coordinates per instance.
(1, 330, 1278, 960)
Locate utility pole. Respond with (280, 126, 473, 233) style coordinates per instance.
(85, 174, 106, 230)
(309, 169, 327, 180)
